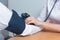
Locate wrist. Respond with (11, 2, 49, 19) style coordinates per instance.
(35, 20, 45, 27)
(35, 20, 41, 26)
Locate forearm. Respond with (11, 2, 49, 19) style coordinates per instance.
(37, 22, 60, 32)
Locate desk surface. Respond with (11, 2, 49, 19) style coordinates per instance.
(9, 31, 60, 40)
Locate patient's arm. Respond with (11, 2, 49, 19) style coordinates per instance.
(20, 24, 43, 36)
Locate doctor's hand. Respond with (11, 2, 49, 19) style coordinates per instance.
(25, 16, 40, 26)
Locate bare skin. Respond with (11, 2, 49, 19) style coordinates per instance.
(25, 16, 60, 33)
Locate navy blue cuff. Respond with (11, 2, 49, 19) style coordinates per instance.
(5, 10, 25, 34)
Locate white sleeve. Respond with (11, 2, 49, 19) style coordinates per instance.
(37, 2, 47, 22)
(21, 24, 43, 36)
(0, 2, 12, 30)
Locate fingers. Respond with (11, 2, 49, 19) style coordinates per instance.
(25, 17, 32, 24)
(25, 16, 39, 25)
(25, 16, 34, 24)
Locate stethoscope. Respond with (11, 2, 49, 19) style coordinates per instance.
(44, 0, 58, 22)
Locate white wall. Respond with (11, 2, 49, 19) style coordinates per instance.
(0, 0, 8, 7)
(9, 0, 46, 17)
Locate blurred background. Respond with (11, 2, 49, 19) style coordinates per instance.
(0, 0, 46, 39)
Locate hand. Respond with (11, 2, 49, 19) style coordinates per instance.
(25, 16, 40, 25)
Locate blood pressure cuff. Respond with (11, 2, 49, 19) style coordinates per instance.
(5, 10, 25, 34)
